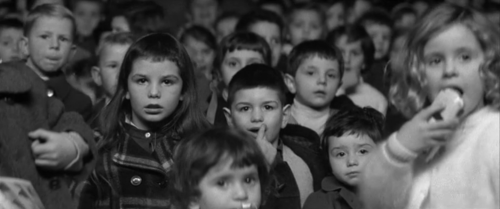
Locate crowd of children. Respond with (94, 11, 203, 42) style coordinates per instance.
(0, 0, 499, 209)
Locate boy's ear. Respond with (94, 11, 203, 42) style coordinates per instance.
(91, 66, 102, 86)
(284, 74, 296, 94)
(223, 107, 234, 128)
(281, 104, 291, 128)
(125, 91, 130, 99)
(20, 37, 30, 57)
(69, 44, 77, 60)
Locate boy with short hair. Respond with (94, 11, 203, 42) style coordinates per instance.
(0, 18, 24, 63)
(224, 64, 327, 209)
(89, 32, 135, 128)
(236, 9, 285, 70)
(303, 106, 384, 209)
(284, 40, 345, 137)
(21, 3, 93, 120)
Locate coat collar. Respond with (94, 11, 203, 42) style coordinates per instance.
(112, 122, 177, 175)
(321, 176, 362, 209)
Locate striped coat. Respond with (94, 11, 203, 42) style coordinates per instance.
(79, 123, 178, 209)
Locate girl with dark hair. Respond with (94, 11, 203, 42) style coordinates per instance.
(169, 128, 270, 209)
(79, 33, 210, 209)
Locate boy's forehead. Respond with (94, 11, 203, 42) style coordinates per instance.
(365, 22, 391, 32)
(30, 16, 74, 34)
(328, 133, 375, 146)
(232, 87, 282, 103)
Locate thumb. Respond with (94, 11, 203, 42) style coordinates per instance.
(28, 129, 54, 142)
(257, 124, 267, 142)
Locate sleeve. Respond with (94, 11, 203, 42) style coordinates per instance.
(48, 97, 97, 183)
(485, 119, 500, 207)
(359, 133, 417, 209)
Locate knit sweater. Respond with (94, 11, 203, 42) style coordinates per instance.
(360, 107, 499, 209)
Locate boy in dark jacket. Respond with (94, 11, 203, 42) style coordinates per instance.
(303, 106, 384, 209)
(223, 64, 327, 209)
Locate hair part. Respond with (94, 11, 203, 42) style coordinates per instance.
(24, 3, 76, 39)
(98, 33, 210, 152)
(287, 40, 344, 79)
(390, 3, 500, 117)
(227, 63, 288, 106)
(169, 127, 270, 209)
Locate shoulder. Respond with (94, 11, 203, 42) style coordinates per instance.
(281, 124, 321, 151)
(303, 190, 332, 209)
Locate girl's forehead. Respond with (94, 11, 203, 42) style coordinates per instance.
(225, 49, 263, 59)
(292, 10, 321, 21)
(423, 24, 481, 55)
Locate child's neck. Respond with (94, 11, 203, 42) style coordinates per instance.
(291, 98, 330, 135)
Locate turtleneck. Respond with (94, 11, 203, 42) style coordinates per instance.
(290, 98, 330, 136)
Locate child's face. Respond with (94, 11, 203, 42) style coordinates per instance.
(423, 24, 485, 119)
(365, 23, 391, 60)
(328, 133, 376, 187)
(111, 16, 130, 33)
(288, 10, 324, 46)
(221, 50, 265, 86)
(288, 56, 341, 109)
(190, 0, 218, 28)
(193, 158, 261, 209)
(225, 87, 289, 147)
(335, 35, 364, 90)
(23, 17, 75, 76)
(74, 1, 102, 36)
(184, 36, 215, 74)
(0, 28, 24, 62)
(215, 17, 238, 42)
(249, 21, 282, 67)
(126, 59, 184, 130)
(93, 44, 130, 98)
(326, 3, 345, 31)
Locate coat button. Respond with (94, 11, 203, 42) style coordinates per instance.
(49, 178, 60, 190)
(145, 132, 151, 138)
(47, 89, 54, 97)
(158, 180, 167, 188)
(130, 175, 142, 186)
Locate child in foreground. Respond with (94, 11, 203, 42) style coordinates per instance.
(169, 127, 270, 209)
(360, 3, 500, 209)
(303, 106, 384, 209)
(79, 33, 210, 208)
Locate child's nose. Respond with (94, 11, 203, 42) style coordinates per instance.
(443, 60, 458, 77)
(347, 155, 359, 166)
(250, 109, 263, 122)
(233, 183, 249, 201)
(148, 84, 161, 98)
(49, 37, 60, 49)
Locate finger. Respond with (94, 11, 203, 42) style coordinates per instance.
(28, 129, 55, 142)
(428, 118, 459, 130)
(31, 142, 54, 156)
(257, 124, 267, 141)
(34, 159, 58, 170)
(417, 102, 446, 120)
(427, 130, 455, 142)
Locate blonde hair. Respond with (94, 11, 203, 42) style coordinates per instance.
(390, 3, 500, 118)
(24, 4, 76, 39)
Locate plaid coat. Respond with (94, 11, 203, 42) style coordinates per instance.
(79, 124, 178, 209)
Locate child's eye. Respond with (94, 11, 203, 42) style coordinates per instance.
(227, 61, 237, 68)
(359, 149, 369, 155)
(327, 73, 337, 79)
(162, 80, 174, 85)
(263, 105, 274, 110)
(239, 106, 250, 112)
(216, 180, 227, 187)
(136, 78, 147, 84)
(459, 54, 471, 62)
(40, 34, 49, 39)
(427, 58, 442, 66)
(1, 41, 9, 46)
(306, 71, 314, 76)
(335, 152, 345, 158)
(244, 177, 257, 185)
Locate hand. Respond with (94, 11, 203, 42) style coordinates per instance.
(397, 102, 459, 154)
(29, 129, 86, 171)
(255, 124, 277, 165)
